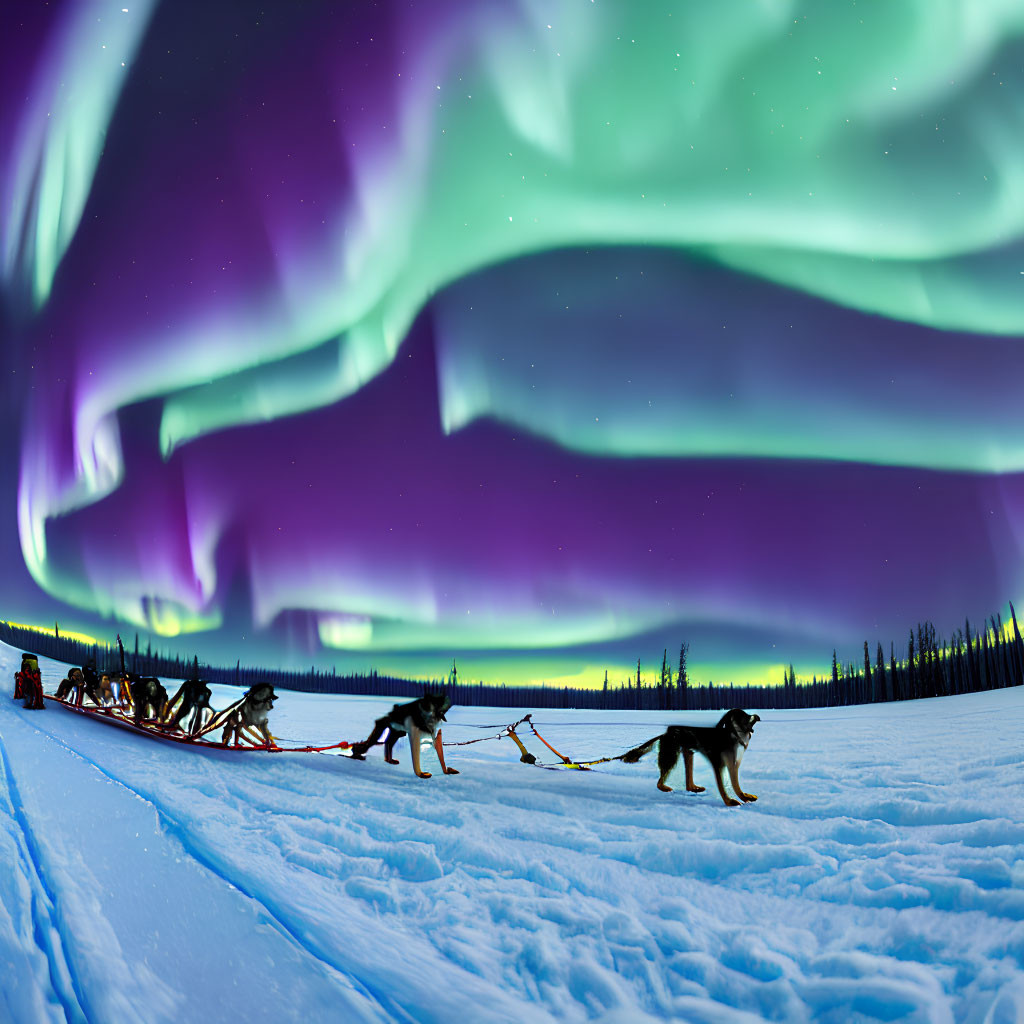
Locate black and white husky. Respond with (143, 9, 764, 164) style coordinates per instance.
(620, 708, 760, 806)
(349, 693, 459, 778)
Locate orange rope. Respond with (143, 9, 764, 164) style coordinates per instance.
(505, 727, 537, 764)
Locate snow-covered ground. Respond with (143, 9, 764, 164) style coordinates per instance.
(1, 643, 1023, 1023)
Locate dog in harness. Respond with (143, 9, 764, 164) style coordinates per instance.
(220, 683, 277, 747)
(130, 676, 170, 725)
(619, 708, 760, 806)
(348, 693, 459, 778)
(164, 677, 214, 735)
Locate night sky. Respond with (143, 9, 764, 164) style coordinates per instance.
(3, 0, 1023, 687)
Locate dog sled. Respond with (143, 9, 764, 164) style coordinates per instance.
(43, 694, 355, 753)
(19, 637, 352, 755)
(42, 693, 354, 754)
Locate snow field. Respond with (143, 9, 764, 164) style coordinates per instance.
(1, 643, 1023, 1022)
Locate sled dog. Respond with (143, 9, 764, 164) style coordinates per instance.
(165, 677, 214, 734)
(95, 672, 115, 706)
(221, 683, 277, 747)
(131, 676, 169, 725)
(349, 693, 459, 778)
(55, 667, 85, 702)
(620, 708, 760, 806)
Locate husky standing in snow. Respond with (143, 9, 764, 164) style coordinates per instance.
(348, 693, 459, 778)
(620, 708, 760, 806)
(221, 683, 277, 747)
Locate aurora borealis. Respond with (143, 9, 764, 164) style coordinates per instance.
(3, 0, 1024, 686)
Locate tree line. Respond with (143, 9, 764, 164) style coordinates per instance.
(2, 605, 1022, 711)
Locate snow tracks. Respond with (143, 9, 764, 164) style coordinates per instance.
(3, 654, 1024, 1022)
(0, 698, 395, 1023)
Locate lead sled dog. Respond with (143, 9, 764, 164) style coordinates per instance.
(620, 708, 760, 806)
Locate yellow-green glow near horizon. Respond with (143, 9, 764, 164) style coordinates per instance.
(8, 622, 102, 648)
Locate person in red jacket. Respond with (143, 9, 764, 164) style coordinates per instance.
(14, 654, 45, 710)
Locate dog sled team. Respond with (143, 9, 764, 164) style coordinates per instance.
(12, 654, 761, 802)
(15, 652, 276, 748)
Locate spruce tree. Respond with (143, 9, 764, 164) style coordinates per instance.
(1010, 603, 1024, 685)
(863, 641, 873, 702)
(907, 629, 917, 700)
(965, 619, 979, 691)
(677, 643, 689, 709)
(995, 614, 1012, 688)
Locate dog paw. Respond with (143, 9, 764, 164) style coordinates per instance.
(687, 785, 706, 793)
(741, 793, 758, 802)
(416, 771, 432, 778)
(444, 767, 460, 775)
(657, 782, 674, 792)
(385, 758, 400, 765)
(724, 798, 741, 807)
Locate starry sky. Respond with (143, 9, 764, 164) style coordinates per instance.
(3, 0, 1023, 687)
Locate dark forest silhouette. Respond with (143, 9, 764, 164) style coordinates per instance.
(3, 605, 1023, 711)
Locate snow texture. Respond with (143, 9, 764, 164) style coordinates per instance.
(1, 642, 1023, 1022)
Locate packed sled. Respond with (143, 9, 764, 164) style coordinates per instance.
(43, 675, 293, 751)
(41, 685, 353, 753)
(12, 643, 348, 754)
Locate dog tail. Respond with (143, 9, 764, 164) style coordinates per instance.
(619, 736, 661, 763)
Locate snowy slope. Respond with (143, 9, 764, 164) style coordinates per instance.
(1, 643, 1023, 1023)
